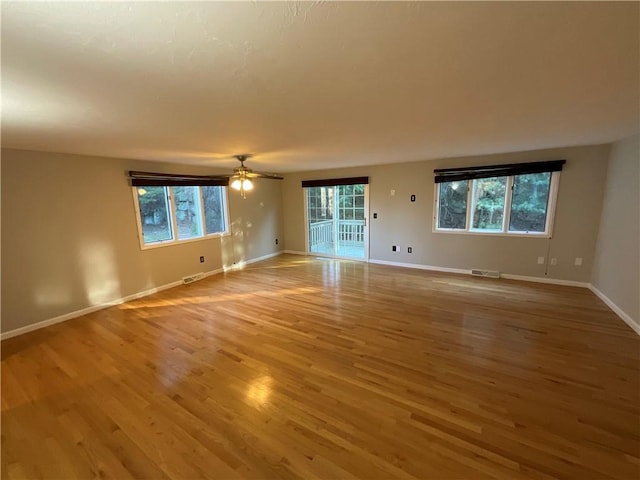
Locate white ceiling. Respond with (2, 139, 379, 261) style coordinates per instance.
(2, 2, 638, 173)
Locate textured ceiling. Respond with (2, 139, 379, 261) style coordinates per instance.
(1, 1, 638, 172)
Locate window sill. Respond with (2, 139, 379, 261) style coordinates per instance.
(139, 231, 231, 250)
(432, 229, 551, 239)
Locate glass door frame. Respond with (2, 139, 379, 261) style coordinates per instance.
(303, 184, 370, 261)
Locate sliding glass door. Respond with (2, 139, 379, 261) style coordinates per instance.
(305, 183, 368, 259)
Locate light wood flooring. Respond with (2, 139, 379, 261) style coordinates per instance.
(2, 254, 639, 479)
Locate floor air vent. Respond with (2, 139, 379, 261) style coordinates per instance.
(471, 269, 500, 279)
(183, 272, 205, 284)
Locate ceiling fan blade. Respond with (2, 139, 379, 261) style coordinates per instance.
(248, 172, 284, 180)
(227, 155, 284, 182)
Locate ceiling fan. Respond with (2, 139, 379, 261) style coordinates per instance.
(227, 154, 283, 198)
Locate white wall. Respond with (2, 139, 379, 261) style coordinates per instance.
(591, 134, 639, 327)
(1, 149, 284, 334)
(283, 144, 610, 282)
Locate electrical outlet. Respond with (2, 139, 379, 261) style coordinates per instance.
(410, 194, 416, 202)
(275, 238, 278, 245)
(408, 247, 413, 253)
(574, 257, 583, 266)
(200, 256, 205, 263)
(390, 189, 396, 196)
(537, 256, 545, 265)
(373, 213, 378, 219)
(550, 257, 557, 266)
(392, 245, 397, 252)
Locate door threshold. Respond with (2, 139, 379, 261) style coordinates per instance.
(307, 252, 369, 262)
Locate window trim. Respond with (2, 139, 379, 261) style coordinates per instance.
(433, 171, 560, 238)
(434, 160, 565, 183)
(132, 185, 231, 251)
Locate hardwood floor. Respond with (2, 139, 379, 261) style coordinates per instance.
(2, 254, 639, 479)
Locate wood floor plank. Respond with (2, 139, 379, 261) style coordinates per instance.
(2, 254, 639, 479)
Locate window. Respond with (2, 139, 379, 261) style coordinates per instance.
(437, 180, 468, 229)
(470, 176, 508, 232)
(337, 184, 365, 221)
(434, 161, 563, 237)
(202, 186, 227, 235)
(307, 186, 333, 223)
(173, 186, 203, 240)
(509, 172, 552, 233)
(136, 186, 174, 243)
(133, 185, 228, 248)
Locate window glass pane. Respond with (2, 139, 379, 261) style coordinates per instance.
(338, 184, 354, 196)
(173, 186, 203, 240)
(307, 187, 333, 222)
(471, 177, 507, 231)
(509, 172, 551, 233)
(437, 180, 468, 229)
(202, 186, 227, 234)
(137, 187, 173, 243)
(339, 194, 354, 209)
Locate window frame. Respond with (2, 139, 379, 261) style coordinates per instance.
(433, 171, 560, 238)
(132, 185, 230, 250)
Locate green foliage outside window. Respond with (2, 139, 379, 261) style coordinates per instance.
(509, 172, 551, 232)
(202, 186, 226, 234)
(138, 186, 173, 242)
(437, 172, 554, 234)
(136, 185, 227, 245)
(438, 181, 468, 229)
(472, 177, 507, 230)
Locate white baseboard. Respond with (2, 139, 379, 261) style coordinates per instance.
(368, 259, 470, 275)
(500, 273, 589, 288)
(201, 267, 225, 279)
(282, 250, 308, 256)
(246, 250, 283, 264)
(1, 251, 282, 341)
(223, 250, 283, 271)
(588, 284, 640, 336)
(369, 259, 591, 288)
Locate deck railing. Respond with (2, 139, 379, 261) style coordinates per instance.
(337, 220, 365, 246)
(309, 219, 365, 250)
(309, 220, 333, 250)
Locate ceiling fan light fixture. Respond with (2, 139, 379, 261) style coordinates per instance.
(227, 154, 283, 198)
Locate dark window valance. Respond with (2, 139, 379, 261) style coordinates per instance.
(129, 171, 228, 187)
(301, 176, 369, 188)
(434, 160, 565, 184)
